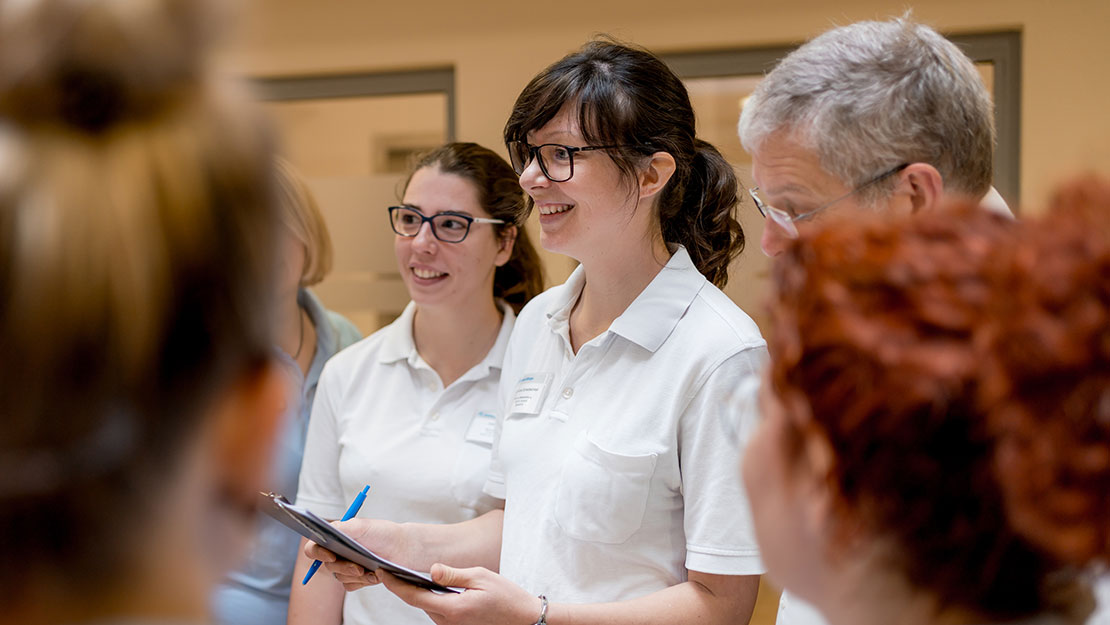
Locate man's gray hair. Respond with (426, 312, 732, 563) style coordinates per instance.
(738, 17, 995, 201)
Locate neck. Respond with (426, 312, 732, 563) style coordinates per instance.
(569, 233, 670, 353)
(276, 290, 303, 356)
(815, 546, 987, 625)
(412, 293, 502, 387)
(277, 289, 316, 375)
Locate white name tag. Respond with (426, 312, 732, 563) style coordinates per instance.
(465, 411, 498, 445)
(511, 373, 551, 415)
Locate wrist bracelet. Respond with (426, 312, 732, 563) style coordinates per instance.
(535, 594, 548, 625)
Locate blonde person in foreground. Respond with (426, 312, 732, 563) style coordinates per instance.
(745, 180, 1110, 625)
(306, 40, 767, 625)
(0, 0, 289, 624)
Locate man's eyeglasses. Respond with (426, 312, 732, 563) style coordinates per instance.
(506, 141, 645, 183)
(388, 206, 505, 243)
(749, 163, 910, 238)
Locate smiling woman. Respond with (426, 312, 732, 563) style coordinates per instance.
(288, 142, 543, 625)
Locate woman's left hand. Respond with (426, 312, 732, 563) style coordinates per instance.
(380, 564, 543, 625)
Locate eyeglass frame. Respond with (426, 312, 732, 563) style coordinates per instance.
(749, 163, 910, 238)
(387, 205, 506, 243)
(506, 140, 651, 183)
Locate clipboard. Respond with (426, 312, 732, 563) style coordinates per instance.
(259, 492, 463, 594)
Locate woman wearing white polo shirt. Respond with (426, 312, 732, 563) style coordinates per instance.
(310, 41, 767, 625)
(287, 143, 543, 625)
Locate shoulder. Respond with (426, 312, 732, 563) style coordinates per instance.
(324, 309, 363, 350)
(682, 282, 767, 355)
(316, 321, 396, 389)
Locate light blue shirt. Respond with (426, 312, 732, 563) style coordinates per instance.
(210, 289, 360, 625)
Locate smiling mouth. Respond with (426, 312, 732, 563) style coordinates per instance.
(537, 204, 573, 216)
(412, 267, 447, 280)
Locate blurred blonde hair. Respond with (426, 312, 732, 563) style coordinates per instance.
(0, 0, 278, 604)
(275, 157, 333, 286)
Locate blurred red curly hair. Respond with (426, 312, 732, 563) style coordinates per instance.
(983, 176, 1110, 567)
(767, 178, 1110, 619)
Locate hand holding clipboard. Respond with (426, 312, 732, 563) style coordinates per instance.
(259, 492, 463, 594)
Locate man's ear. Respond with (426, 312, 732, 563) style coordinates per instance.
(639, 152, 677, 200)
(893, 162, 945, 213)
(207, 361, 289, 504)
(494, 224, 517, 268)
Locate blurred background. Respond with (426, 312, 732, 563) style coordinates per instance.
(223, 1, 1110, 620)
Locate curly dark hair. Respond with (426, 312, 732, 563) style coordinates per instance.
(767, 194, 1109, 620)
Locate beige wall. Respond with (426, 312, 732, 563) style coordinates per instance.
(232, 0, 1110, 216)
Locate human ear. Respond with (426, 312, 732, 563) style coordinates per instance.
(494, 224, 517, 268)
(894, 163, 945, 213)
(795, 423, 838, 534)
(639, 151, 677, 200)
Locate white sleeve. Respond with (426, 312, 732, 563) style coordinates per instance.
(680, 345, 768, 575)
(295, 360, 348, 520)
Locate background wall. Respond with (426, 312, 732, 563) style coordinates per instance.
(231, 0, 1110, 215)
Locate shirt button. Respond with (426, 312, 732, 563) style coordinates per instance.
(430, 412, 440, 421)
(561, 387, 574, 399)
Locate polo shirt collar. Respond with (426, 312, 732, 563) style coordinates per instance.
(377, 300, 517, 381)
(378, 301, 418, 365)
(545, 246, 706, 353)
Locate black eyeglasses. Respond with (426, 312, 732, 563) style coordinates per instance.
(749, 163, 910, 238)
(506, 141, 646, 182)
(388, 206, 505, 243)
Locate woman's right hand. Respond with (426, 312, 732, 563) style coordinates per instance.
(304, 518, 413, 591)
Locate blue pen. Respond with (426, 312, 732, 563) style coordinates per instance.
(302, 484, 370, 585)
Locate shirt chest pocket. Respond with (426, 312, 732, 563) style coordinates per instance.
(554, 436, 657, 544)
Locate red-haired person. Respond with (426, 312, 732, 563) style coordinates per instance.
(743, 188, 1109, 625)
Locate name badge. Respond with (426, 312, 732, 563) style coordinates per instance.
(511, 373, 551, 415)
(465, 411, 498, 445)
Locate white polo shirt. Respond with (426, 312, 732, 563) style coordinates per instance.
(298, 301, 512, 625)
(485, 246, 767, 603)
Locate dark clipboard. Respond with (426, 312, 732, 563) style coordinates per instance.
(259, 492, 462, 594)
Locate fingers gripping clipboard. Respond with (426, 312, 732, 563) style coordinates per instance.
(259, 492, 463, 594)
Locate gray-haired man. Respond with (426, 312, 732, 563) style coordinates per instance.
(738, 16, 1106, 625)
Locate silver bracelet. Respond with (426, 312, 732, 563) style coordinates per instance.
(535, 594, 548, 625)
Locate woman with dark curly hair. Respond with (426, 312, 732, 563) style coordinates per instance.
(743, 182, 1110, 625)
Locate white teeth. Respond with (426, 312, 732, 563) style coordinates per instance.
(412, 268, 446, 279)
(538, 204, 573, 215)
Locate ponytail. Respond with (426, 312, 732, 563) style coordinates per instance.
(658, 139, 744, 288)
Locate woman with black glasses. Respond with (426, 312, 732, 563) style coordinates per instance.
(310, 40, 766, 625)
(289, 142, 543, 625)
